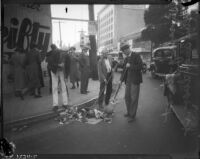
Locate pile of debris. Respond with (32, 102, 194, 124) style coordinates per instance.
(55, 106, 113, 125)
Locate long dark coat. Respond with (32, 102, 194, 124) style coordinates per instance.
(121, 52, 143, 85)
(70, 54, 80, 83)
(10, 52, 26, 91)
(25, 49, 42, 89)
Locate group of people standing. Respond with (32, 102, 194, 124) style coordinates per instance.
(9, 45, 44, 100)
(10, 42, 143, 123)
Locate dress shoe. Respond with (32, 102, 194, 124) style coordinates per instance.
(52, 106, 59, 112)
(34, 95, 42, 98)
(124, 113, 129, 117)
(62, 105, 69, 109)
(71, 86, 75, 89)
(128, 117, 136, 123)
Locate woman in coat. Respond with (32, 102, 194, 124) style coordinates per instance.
(69, 47, 80, 89)
(25, 45, 42, 98)
(9, 49, 27, 100)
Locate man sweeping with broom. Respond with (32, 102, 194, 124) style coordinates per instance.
(97, 48, 113, 111)
(120, 43, 143, 123)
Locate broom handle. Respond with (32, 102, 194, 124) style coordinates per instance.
(112, 67, 128, 101)
(98, 60, 119, 101)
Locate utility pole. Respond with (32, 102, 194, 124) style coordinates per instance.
(88, 4, 98, 80)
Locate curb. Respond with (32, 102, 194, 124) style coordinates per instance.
(4, 97, 98, 130)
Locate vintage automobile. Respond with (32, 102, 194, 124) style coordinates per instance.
(149, 45, 179, 78)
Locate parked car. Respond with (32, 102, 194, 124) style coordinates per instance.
(149, 45, 178, 78)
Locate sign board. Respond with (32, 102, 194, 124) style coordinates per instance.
(88, 21, 97, 35)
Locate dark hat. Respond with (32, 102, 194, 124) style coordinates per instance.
(101, 48, 109, 54)
(50, 44, 57, 50)
(120, 42, 130, 51)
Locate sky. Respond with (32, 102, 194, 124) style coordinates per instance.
(51, 4, 198, 48)
(51, 5, 104, 48)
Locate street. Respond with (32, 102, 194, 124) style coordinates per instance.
(5, 72, 198, 156)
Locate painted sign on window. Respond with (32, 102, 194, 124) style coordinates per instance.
(3, 17, 51, 63)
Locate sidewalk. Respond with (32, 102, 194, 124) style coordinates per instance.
(3, 77, 100, 125)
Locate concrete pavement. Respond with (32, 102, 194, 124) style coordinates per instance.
(3, 73, 121, 128)
(5, 73, 198, 157)
(3, 77, 99, 126)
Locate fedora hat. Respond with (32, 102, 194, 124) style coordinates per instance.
(120, 42, 130, 51)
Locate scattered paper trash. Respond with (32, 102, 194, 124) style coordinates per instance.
(55, 105, 116, 125)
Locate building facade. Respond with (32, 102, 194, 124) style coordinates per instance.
(97, 5, 146, 52)
(2, 4, 52, 94)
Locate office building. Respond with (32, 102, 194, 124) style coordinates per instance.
(97, 5, 146, 52)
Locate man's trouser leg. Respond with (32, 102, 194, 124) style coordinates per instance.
(129, 83, 140, 118)
(125, 82, 131, 115)
(51, 71, 59, 107)
(98, 81, 105, 108)
(48, 67, 52, 93)
(85, 70, 89, 92)
(105, 73, 112, 105)
(80, 71, 85, 93)
(58, 71, 68, 106)
(81, 71, 88, 93)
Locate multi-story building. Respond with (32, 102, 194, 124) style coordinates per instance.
(97, 5, 146, 52)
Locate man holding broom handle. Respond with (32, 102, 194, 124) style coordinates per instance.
(120, 43, 143, 123)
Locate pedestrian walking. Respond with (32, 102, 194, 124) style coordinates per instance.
(48, 44, 71, 112)
(9, 48, 28, 100)
(25, 44, 42, 98)
(120, 43, 143, 122)
(97, 49, 113, 110)
(69, 47, 80, 89)
(79, 45, 90, 94)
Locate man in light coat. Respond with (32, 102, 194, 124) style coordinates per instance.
(98, 49, 113, 110)
(48, 44, 70, 112)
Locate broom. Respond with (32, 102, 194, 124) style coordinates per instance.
(104, 67, 128, 114)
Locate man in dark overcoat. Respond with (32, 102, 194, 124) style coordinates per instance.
(79, 45, 90, 94)
(120, 43, 143, 122)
